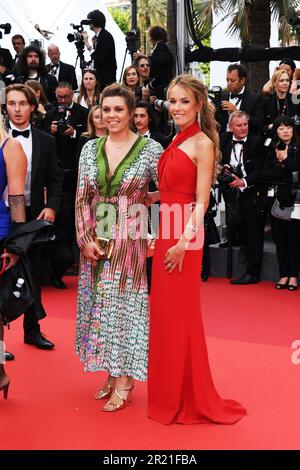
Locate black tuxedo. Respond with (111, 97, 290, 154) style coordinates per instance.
(219, 90, 264, 134)
(220, 132, 266, 278)
(27, 127, 63, 219)
(92, 28, 117, 91)
(47, 61, 78, 90)
(22, 127, 63, 332)
(150, 42, 174, 96)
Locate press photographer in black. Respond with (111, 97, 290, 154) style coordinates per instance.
(82, 10, 116, 91)
(148, 26, 174, 99)
(220, 110, 266, 285)
(43, 82, 88, 286)
(219, 63, 264, 134)
(263, 116, 300, 290)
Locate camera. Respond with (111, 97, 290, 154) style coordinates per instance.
(0, 23, 11, 39)
(220, 163, 243, 185)
(275, 140, 287, 151)
(208, 85, 223, 122)
(67, 23, 84, 43)
(125, 30, 137, 54)
(154, 98, 169, 112)
(57, 105, 69, 134)
(29, 39, 43, 49)
(288, 15, 300, 34)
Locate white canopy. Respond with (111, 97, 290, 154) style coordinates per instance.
(0, 0, 130, 82)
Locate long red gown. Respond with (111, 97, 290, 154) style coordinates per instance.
(148, 122, 247, 424)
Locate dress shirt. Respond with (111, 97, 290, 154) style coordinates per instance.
(230, 136, 248, 191)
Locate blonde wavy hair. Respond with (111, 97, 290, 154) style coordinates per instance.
(167, 74, 220, 182)
(270, 69, 290, 94)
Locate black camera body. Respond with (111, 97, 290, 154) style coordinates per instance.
(0, 23, 11, 39)
(220, 163, 243, 185)
(125, 30, 137, 54)
(57, 105, 69, 134)
(208, 86, 222, 108)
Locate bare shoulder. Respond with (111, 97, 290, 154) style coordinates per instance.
(3, 138, 24, 160)
(194, 131, 214, 152)
(193, 132, 214, 164)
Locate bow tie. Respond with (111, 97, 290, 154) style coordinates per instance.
(230, 93, 243, 100)
(232, 140, 245, 145)
(12, 129, 30, 138)
(50, 63, 59, 68)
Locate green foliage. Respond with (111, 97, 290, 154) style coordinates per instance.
(108, 7, 131, 34)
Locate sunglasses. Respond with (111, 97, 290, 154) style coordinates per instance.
(139, 63, 150, 68)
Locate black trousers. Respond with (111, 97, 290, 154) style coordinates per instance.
(271, 216, 300, 278)
(228, 190, 266, 278)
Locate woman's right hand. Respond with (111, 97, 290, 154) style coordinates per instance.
(145, 191, 160, 207)
(1, 251, 20, 271)
(81, 241, 104, 264)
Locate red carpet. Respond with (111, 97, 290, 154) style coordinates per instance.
(1, 277, 300, 450)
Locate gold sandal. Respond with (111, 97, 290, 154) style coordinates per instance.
(101, 385, 134, 412)
(94, 376, 115, 400)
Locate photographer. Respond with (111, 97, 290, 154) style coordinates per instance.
(263, 116, 300, 290)
(82, 10, 116, 91)
(148, 26, 174, 98)
(220, 111, 266, 285)
(0, 49, 14, 86)
(219, 63, 264, 134)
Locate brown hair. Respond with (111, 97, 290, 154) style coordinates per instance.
(26, 79, 49, 106)
(100, 83, 135, 115)
(122, 65, 140, 88)
(77, 69, 101, 109)
(167, 74, 220, 181)
(5, 83, 38, 112)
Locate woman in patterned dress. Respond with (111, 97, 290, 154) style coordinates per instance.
(75, 83, 163, 412)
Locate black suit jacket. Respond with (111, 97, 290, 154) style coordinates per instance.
(219, 90, 264, 134)
(92, 28, 117, 91)
(43, 102, 89, 170)
(150, 42, 174, 93)
(29, 127, 63, 220)
(47, 61, 78, 90)
(220, 132, 265, 187)
(263, 93, 299, 130)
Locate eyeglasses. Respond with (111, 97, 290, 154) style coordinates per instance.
(139, 63, 150, 68)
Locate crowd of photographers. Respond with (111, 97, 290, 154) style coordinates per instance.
(1, 9, 300, 294)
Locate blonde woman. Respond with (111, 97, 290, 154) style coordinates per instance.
(0, 115, 27, 398)
(147, 74, 246, 425)
(263, 69, 299, 136)
(76, 105, 107, 162)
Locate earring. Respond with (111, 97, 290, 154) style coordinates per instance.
(197, 112, 201, 128)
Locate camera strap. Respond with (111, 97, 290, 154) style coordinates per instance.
(231, 141, 244, 166)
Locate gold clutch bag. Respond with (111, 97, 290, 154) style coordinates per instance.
(96, 237, 115, 260)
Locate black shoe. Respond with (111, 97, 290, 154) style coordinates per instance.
(52, 277, 67, 289)
(287, 284, 298, 291)
(24, 330, 55, 350)
(230, 274, 259, 285)
(5, 351, 15, 361)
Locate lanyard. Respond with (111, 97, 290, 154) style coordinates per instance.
(232, 142, 244, 165)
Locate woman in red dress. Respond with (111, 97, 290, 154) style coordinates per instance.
(147, 74, 246, 424)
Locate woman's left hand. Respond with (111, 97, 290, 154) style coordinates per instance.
(164, 242, 186, 273)
(1, 251, 20, 271)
